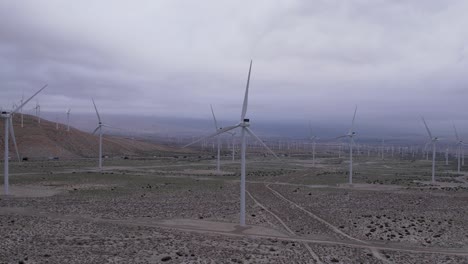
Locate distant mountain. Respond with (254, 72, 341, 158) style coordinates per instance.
(0, 114, 188, 160)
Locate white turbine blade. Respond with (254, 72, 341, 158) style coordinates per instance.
(453, 123, 460, 142)
(240, 60, 252, 121)
(9, 118, 21, 162)
(210, 104, 219, 131)
(349, 105, 357, 133)
(335, 135, 348, 140)
(421, 116, 433, 139)
(92, 99, 101, 122)
(67, 108, 71, 114)
(245, 127, 280, 160)
(12, 84, 48, 114)
(102, 124, 121, 130)
(184, 125, 240, 148)
(92, 126, 100, 135)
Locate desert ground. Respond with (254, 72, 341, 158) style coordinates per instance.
(1, 149, 468, 263)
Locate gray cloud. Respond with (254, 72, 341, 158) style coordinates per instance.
(1, 0, 468, 138)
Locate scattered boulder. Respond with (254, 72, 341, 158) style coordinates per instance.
(161, 256, 172, 262)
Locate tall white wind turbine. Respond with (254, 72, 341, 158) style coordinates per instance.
(66, 108, 71, 132)
(2, 84, 47, 195)
(210, 104, 222, 173)
(92, 99, 105, 170)
(454, 124, 463, 173)
(422, 117, 438, 183)
(337, 106, 357, 184)
(381, 139, 385, 160)
(230, 132, 236, 161)
(309, 121, 317, 166)
(184, 60, 279, 226)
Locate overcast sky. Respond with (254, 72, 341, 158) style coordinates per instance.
(1, 0, 468, 138)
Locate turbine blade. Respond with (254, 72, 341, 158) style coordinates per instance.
(92, 99, 101, 123)
(92, 126, 100, 135)
(240, 60, 252, 121)
(453, 123, 460, 142)
(421, 116, 433, 139)
(12, 84, 48, 114)
(184, 125, 240, 148)
(210, 104, 219, 131)
(9, 118, 21, 162)
(245, 127, 280, 160)
(349, 105, 357, 134)
(102, 124, 121, 130)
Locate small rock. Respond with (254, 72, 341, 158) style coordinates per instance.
(161, 256, 171, 262)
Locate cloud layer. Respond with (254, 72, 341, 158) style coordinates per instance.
(1, 0, 468, 137)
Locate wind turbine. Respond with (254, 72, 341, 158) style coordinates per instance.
(308, 121, 317, 166)
(454, 124, 463, 173)
(66, 108, 71, 132)
(422, 117, 438, 183)
(337, 106, 357, 185)
(445, 146, 449, 166)
(210, 104, 222, 173)
(184, 60, 279, 226)
(35, 102, 41, 124)
(230, 132, 236, 161)
(92, 99, 105, 170)
(2, 84, 47, 195)
(381, 139, 385, 160)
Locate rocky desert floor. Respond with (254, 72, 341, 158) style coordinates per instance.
(1, 152, 468, 263)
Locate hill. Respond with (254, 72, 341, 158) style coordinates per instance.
(0, 114, 187, 160)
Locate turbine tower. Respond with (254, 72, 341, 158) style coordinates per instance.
(184, 60, 278, 226)
(2, 84, 47, 195)
(422, 117, 438, 183)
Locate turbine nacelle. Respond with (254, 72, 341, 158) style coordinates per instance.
(1, 111, 10, 118)
(240, 119, 250, 127)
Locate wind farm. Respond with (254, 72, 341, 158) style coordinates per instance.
(1, 1, 468, 263)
